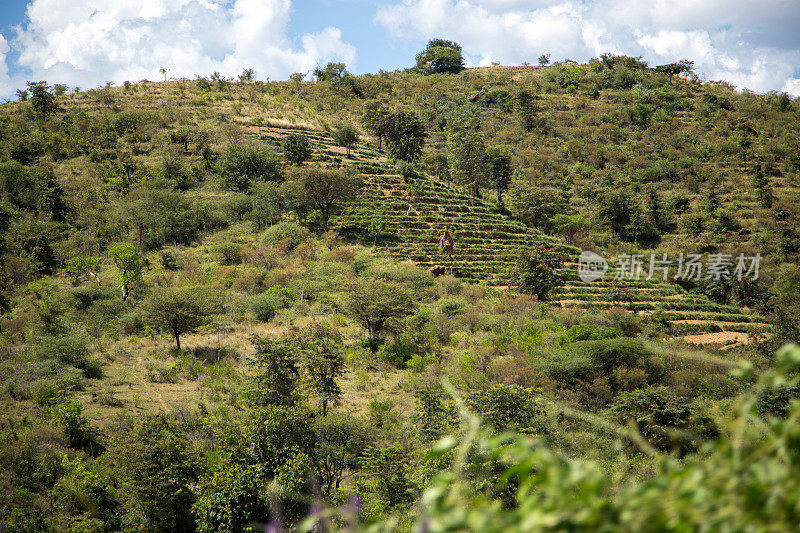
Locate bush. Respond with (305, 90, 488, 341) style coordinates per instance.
(562, 323, 620, 343)
(261, 221, 310, 251)
(246, 293, 277, 322)
(34, 334, 96, 376)
(215, 243, 243, 265)
(214, 143, 282, 191)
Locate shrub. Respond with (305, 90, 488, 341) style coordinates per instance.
(562, 323, 620, 343)
(261, 221, 310, 251)
(246, 293, 277, 322)
(214, 143, 282, 191)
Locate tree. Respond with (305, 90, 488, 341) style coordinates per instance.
(16, 89, 28, 101)
(361, 101, 391, 150)
(342, 278, 416, 350)
(516, 89, 537, 131)
(332, 123, 359, 156)
(248, 335, 300, 406)
(751, 164, 774, 208)
(296, 323, 345, 415)
(287, 166, 363, 232)
(737, 120, 757, 172)
(514, 244, 568, 300)
(110, 242, 145, 300)
(144, 286, 222, 351)
(508, 178, 568, 232)
(27, 82, 60, 121)
(313, 414, 371, 495)
(550, 213, 589, 244)
(282, 133, 312, 165)
(214, 143, 282, 191)
(238, 68, 255, 82)
(416, 39, 465, 74)
(111, 415, 198, 532)
(485, 145, 513, 205)
(384, 111, 426, 161)
(448, 127, 488, 203)
(538, 54, 551, 66)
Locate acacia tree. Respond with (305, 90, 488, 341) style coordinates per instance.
(287, 167, 363, 232)
(447, 127, 488, 203)
(514, 244, 568, 300)
(342, 278, 416, 350)
(248, 335, 300, 406)
(144, 286, 222, 351)
(384, 111, 426, 161)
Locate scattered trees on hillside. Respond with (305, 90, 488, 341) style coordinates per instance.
(416, 39, 465, 74)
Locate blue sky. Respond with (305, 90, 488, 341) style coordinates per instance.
(0, 0, 798, 98)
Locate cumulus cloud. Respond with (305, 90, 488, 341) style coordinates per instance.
(375, 0, 800, 95)
(0, 34, 12, 97)
(6, 0, 356, 93)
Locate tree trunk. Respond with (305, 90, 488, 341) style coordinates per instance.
(174, 330, 181, 351)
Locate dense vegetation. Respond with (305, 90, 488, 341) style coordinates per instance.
(1, 42, 800, 531)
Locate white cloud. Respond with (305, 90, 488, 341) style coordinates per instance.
(375, 0, 800, 94)
(7, 0, 356, 93)
(0, 34, 11, 98)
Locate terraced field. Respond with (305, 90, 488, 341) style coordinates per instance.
(244, 125, 771, 345)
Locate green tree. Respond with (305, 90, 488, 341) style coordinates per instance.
(144, 286, 223, 351)
(751, 163, 774, 208)
(342, 278, 416, 350)
(28, 81, 60, 121)
(111, 415, 198, 532)
(282, 133, 312, 165)
(248, 335, 300, 406)
(296, 323, 345, 415)
(384, 111, 426, 161)
(361, 101, 391, 150)
(516, 89, 538, 131)
(214, 143, 282, 191)
(110, 242, 145, 300)
(447, 127, 488, 203)
(287, 166, 363, 232)
(508, 179, 567, 232)
(313, 414, 371, 495)
(550, 213, 589, 244)
(485, 145, 513, 205)
(514, 244, 568, 300)
(416, 39, 465, 74)
(332, 123, 359, 156)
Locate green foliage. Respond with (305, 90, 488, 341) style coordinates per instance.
(341, 277, 417, 349)
(332, 123, 359, 156)
(513, 245, 568, 300)
(110, 243, 145, 300)
(282, 132, 312, 165)
(295, 323, 345, 415)
(144, 286, 223, 350)
(286, 166, 363, 232)
(384, 111, 426, 161)
(111, 415, 198, 532)
(447, 127, 488, 200)
(261, 220, 310, 250)
(247, 335, 300, 406)
(416, 39, 465, 74)
(214, 143, 282, 191)
(27, 81, 61, 121)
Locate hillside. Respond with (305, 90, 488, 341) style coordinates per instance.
(1, 58, 800, 532)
